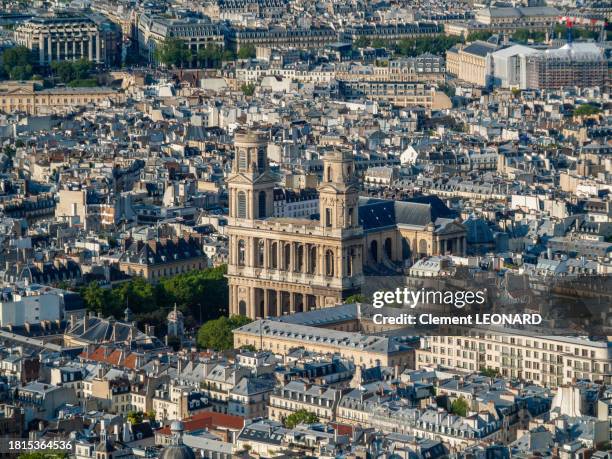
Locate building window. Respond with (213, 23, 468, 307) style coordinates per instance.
(257, 147, 265, 172)
(325, 250, 334, 277)
(370, 240, 378, 263)
(384, 238, 392, 259)
(283, 243, 291, 270)
(270, 242, 278, 269)
(308, 246, 316, 274)
(238, 240, 246, 266)
(238, 151, 247, 171)
(325, 208, 332, 227)
(237, 191, 247, 218)
(257, 239, 265, 267)
(296, 245, 304, 272)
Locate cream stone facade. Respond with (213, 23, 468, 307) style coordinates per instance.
(0, 82, 126, 115)
(416, 330, 612, 387)
(446, 42, 498, 87)
(227, 128, 467, 319)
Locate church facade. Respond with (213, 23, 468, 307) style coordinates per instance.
(226, 128, 467, 319)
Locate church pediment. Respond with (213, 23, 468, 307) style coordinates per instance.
(0, 88, 35, 96)
(435, 221, 466, 235)
(318, 183, 359, 194)
(227, 170, 277, 185)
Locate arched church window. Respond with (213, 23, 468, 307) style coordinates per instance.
(238, 151, 247, 171)
(283, 243, 291, 270)
(237, 191, 247, 218)
(238, 240, 246, 266)
(325, 249, 334, 277)
(325, 208, 332, 228)
(257, 147, 266, 172)
(384, 238, 392, 259)
(270, 242, 278, 269)
(308, 246, 317, 274)
(257, 239, 265, 267)
(296, 245, 304, 272)
(370, 240, 378, 263)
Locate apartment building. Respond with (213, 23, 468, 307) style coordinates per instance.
(137, 14, 225, 62)
(233, 319, 415, 368)
(416, 329, 612, 387)
(0, 82, 126, 115)
(338, 81, 452, 109)
(226, 27, 337, 52)
(268, 380, 341, 423)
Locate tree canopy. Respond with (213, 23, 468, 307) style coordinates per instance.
(450, 397, 470, 417)
(284, 409, 319, 428)
(237, 44, 256, 59)
(81, 265, 228, 333)
(394, 36, 462, 57)
(51, 59, 92, 84)
(241, 83, 255, 96)
(573, 104, 601, 117)
(155, 38, 192, 68)
(196, 315, 252, 350)
(1, 46, 36, 80)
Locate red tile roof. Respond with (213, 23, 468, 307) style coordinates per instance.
(157, 412, 245, 436)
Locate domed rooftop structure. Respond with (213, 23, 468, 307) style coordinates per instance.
(167, 304, 184, 321)
(160, 421, 195, 459)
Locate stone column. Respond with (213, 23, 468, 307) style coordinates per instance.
(56, 40, 61, 61)
(249, 287, 256, 319)
(95, 33, 101, 63)
(39, 35, 45, 65)
(72, 41, 76, 60)
(88, 35, 93, 61)
(48, 35, 53, 61)
(275, 290, 281, 316)
(64, 40, 68, 59)
(289, 292, 295, 314)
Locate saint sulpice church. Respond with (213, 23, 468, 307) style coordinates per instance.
(226, 128, 467, 319)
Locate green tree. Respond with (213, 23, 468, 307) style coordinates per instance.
(18, 453, 68, 459)
(512, 29, 546, 43)
(241, 83, 255, 96)
(196, 315, 252, 350)
(2, 45, 36, 80)
(146, 410, 156, 421)
(353, 37, 371, 48)
(345, 294, 367, 303)
(127, 411, 144, 424)
(82, 281, 118, 317)
(394, 36, 462, 57)
(450, 397, 470, 417)
(284, 409, 319, 428)
(480, 367, 499, 378)
(237, 44, 256, 59)
(82, 266, 229, 327)
(466, 31, 492, 42)
(573, 104, 601, 117)
(155, 38, 192, 68)
(371, 38, 388, 48)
